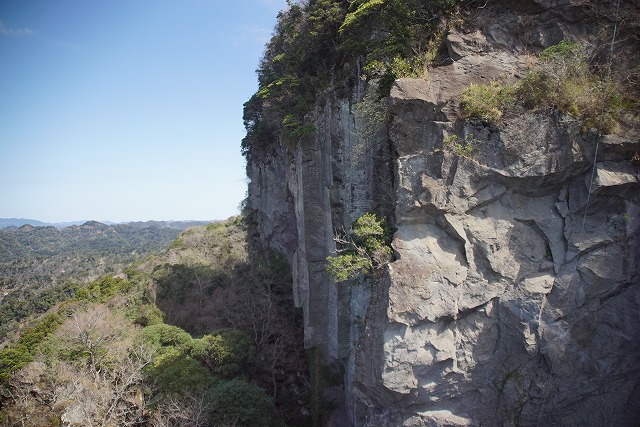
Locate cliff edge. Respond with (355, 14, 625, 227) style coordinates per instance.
(245, 1, 640, 425)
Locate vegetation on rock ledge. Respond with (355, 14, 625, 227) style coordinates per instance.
(460, 40, 636, 134)
(326, 213, 393, 283)
(242, 0, 460, 158)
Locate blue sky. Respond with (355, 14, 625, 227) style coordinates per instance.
(0, 0, 287, 222)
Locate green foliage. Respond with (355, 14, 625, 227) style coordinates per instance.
(460, 82, 515, 122)
(339, 0, 384, 31)
(0, 221, 199, 340)
(243, 0, 459, 156)
(152, 263, 216, 303)
(208, 378, 283, 427)
(538, 39, 583, 62)
(325, 254, 372, 283)
(517, 40, 588, 112)
(325, 213, 393, 283)
(0, 280, 78, 340)
(75, 275, 131, 302)
(242, 0, 347, 154)
(148, 347, 218, 394)
(129, 303, 164, 327)
(0, 345, 32, 384)
(140, 323, 192, 349)
(0, 217, 303, 425)
(340, 0, 456, 96)
(189, 329, 258, 378)
(16, 313, 63, 352)
(456, 40, 631, 134)
(363, 53, 428, 98)
(443, 134, 480, 157)
(516, 40, 624, 133)
(282, 114, 317, 139)
(140, 323, 222, 395)
(352, 212, 391, 253)
(0, 314, 63, 387)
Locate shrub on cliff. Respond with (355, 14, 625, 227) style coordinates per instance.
(340, 0, 456, 96)
(460, 82, 515, 122)
(326, 213, 393, 283)
(459, 40, 629, 133)
(242, 0, 459, 157)
(517, 39, 625, 132)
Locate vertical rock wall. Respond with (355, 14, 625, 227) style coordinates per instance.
(357, 77, 639, 426)
(247, 91, 393, 357)
(246, 2, 640, 425)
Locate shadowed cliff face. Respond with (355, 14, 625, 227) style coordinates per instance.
(246, 1, 640, 425)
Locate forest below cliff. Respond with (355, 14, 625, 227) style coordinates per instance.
(0, 218, 308, 426)
(0, 221, 207, 341)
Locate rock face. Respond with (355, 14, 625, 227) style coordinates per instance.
(246, 2, 640, 425)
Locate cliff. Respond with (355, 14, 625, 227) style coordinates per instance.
(245, 1, 640, 425)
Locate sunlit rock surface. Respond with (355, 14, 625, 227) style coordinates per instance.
(246, 1, 640, 425)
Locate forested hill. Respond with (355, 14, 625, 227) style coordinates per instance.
(0, 220, 208, 340)
(0, 218, 304, 426)
(0, 220, 208, 261)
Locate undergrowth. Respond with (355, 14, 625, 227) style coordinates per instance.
(459, 40, 632, 134)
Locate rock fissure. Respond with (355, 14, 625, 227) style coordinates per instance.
(246, 1, 640, 425)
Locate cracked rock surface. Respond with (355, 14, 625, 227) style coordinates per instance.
(370, 77, 640, 426)
(246, 1, 640, 425)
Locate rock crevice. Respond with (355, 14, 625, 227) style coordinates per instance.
(246, 2, 640, 425)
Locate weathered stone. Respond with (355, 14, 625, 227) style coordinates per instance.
(590, 161, 640, 197)
(246, 1, 640, 425)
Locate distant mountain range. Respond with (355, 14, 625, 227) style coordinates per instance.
(0, 218, 212, 229)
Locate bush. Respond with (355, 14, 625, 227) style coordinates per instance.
(352, 213, 391, 254)
(189, 329, 257, 378)
(457, 40, 628, 134)
(17, 313, 63, 352)
(325, 213, 392, 283)
(515, 39, 622, 133)
(140, 323, 192, 349)
(443, 134, 480, 157)
(130, 303, 164, 327)
(148, 347, 218, 394)
(325, 253, 372, 282)
(75, 276, 131, 302)
(460, 82, 514, 122)
(0, 345, 32, 384)
(208, 378, 283, 427)
(516, 40, 588, 113)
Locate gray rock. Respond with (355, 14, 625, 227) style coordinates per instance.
(246, 1, 640, 425)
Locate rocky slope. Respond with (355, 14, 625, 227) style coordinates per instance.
(246, 1, 640, 425)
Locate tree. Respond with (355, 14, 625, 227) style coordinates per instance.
(325, 213, 393, 282)
(188, 329, 257, 379)
(45, 304, 153, 426)
(208, 378, 283, 427)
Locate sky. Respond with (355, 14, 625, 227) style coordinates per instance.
(0, 0, 287, 223)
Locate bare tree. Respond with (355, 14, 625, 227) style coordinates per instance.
(36, 304, 155, 427)
(148, 386, 219, 427)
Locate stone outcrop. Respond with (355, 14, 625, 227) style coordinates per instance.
(246, 1, 640, 425)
